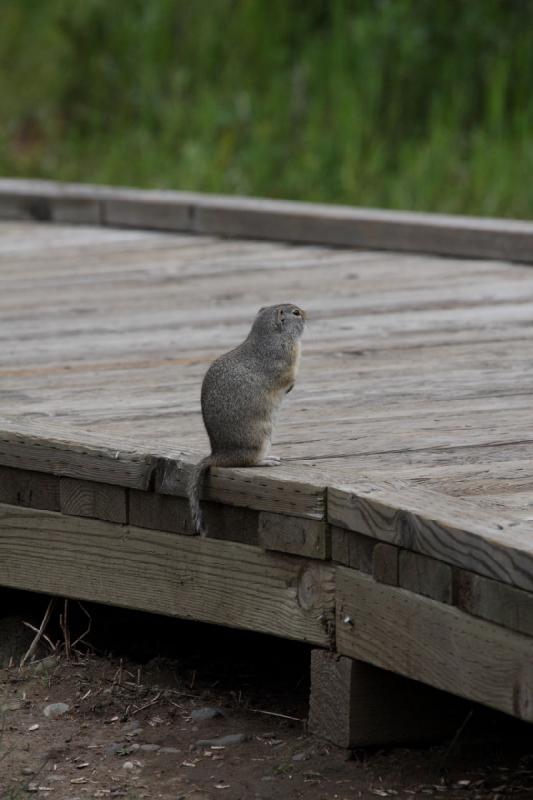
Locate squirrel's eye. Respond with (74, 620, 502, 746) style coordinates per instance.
(293, 309, 301, 316)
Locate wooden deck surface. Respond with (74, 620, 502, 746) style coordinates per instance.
(2, 219, 533, 518)
(2, 201, 533, 724)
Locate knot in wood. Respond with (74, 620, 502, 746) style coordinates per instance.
(297, 564, 324, 611)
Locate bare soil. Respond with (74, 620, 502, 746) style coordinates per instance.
(1, 595, 533, 800)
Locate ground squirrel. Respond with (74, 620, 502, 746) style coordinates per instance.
(188, 303, 307, 535)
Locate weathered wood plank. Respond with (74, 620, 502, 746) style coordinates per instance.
(309, 650, 465, 747)
(0, 466, 60, 512)
(60, 478, 127, 524)
(454, 570, 533, 638)
(336, 568, 533, 721)
(129, 490, 193, 534)
(201, 502, 260, 546)
(328, 481, 533, 591)
(372, 542, 399, 586)
(193, 196, 533, 263)
(129, 489, 260, 544)
(399, 551, 452, 604)
(0, 503, 335, 646)
(0, 421, 156, 489)
(1, 179, 533, 262)
(155, 455, 327, 520)
(103, 193, 193, 231)
(258, 512, 329, 559)
(330, 526, 375, 573)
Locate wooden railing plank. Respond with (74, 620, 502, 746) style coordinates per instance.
(1, 179, 532, 262)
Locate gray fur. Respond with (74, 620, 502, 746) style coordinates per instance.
(188, 303, 306, 535)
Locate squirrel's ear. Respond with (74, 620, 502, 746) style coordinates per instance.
(276, 307, 284, 331)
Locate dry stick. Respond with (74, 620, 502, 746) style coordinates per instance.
(21, 623, 56, 655)
(71, 602, 92, 652)
(249, 708, 304, 722)
(131, 692, 162, 715)
(20, 598, 56, 667)
(59, 598, 71, 659)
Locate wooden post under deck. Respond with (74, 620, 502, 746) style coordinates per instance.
(309, 650, 467, 748)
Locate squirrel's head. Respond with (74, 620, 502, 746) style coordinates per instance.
(251, 303, 307, 339)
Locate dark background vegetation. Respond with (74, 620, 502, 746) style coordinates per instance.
(1, 0, 532, 217)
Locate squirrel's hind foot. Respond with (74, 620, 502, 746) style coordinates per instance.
(255, 456, 281, 466)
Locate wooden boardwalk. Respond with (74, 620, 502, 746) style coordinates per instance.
(1, 180, 533, 743)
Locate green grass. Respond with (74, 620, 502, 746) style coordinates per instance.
(1, 0, 532, 217)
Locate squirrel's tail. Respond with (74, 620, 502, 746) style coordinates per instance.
(188, 455, 213, 536)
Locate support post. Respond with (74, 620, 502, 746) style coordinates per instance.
(309, 650, 466, 748)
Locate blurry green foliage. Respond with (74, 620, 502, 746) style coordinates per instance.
(1, 0, 532, 216)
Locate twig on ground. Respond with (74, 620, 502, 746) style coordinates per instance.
(59, 599, 71, 659)
(132, 692, 162, 715)
(249, 708, 303, 722)
(20, 599, 56, 667)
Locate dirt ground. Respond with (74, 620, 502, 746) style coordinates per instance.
(1, 594, 533, 800)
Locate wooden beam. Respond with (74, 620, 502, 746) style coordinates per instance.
(258, 512, 329, 559)
(328, 480, 533, 592)
(1, 179, 532, 263)
(372, 542, 399, 585)
(399, 551, 453, 604)
(155, 455, 326, 520)
(129, 489, 260, 545)
(0, 503, 335, 646)
(60, 478, 127, 524)
(454, 569, 533, 638)
(331, 526, 375, 573)
(0, 420, 156, 490)
(309, 650, 466, 747)
(129, 490, 193, 534)
(0, 466, 60, 512)
(0, 422, 326, 521)
(336, 568, 533, 721)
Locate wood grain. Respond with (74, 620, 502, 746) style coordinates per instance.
(328, 481, 533, 591)
(129, 488, 260, 545)
(0, 503, 335, 646)
(336, 568, 533, 721)
(60, 478, 127, 524)
(372, 543, 399, 586)
(399, 551, 452, 604)
(330, 526, 375, 573)
(454, 570, 533, 638)
(0, 466, 60, 511)
(129, 489, 193, 535)
(0, 421, 156, 490)
(155, 456, 327, 520)
(258, 512, 329, 559)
